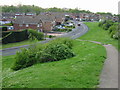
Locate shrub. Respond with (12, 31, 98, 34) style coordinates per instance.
(108, 25, 117, 34)
(40, 43, 75, 62)
(58, 28, 67, 32)
(28, 29, 44, 40)
(2, 27, 7, 31)
(113, 32, 118, 39)
(98, 20, 106, 27)
(49, 35, 55, 38)
(12, 45, 44, 70)
(50, 37, 74, 49)
(12, 37, 74, 70)
(102, 24, 109, 30)
(67, 28, 72, 32)
(108, 25, 118, 39)
(99, 20, 114, 30)
(98, 22, 102, 27)
(2, 30, 28, 44)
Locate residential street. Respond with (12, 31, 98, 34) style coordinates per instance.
(1, 22, 119, 88)
(1, 22, 89, 56)
(1, 2, 119, 88)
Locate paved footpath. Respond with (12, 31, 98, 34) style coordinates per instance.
(78, 40, 118, 88)
(99, 44, 118, 88)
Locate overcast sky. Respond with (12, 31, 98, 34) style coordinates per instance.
(1, 0, 119, 14)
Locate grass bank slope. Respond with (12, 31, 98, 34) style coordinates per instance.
(80, 22, 118, 50)
(2, 40, 106, 88)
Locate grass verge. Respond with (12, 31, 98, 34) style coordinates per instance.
(79, 22, 118, 50)
(2, 40, 106, 88)
(1, 40, 40, 50)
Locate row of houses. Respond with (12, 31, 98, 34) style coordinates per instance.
(71, 13, 119, 22)
(1, 12, 68, 32)
(1, 12, 119, 21)
(1, 12, 119, 32)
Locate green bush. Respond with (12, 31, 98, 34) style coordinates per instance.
(113, 32, 118, 39)
(2, 26, 7, 31)
(50, 37, 74, 49)
(12, 45, 44, 70)
(49, 35, 55, 38)
(40, 43, 75, 62)
(67, 28, 72, 32)
(99, 20, 114, 30)
(102, 24, 109, 30)
(108, 25, 117, 34)
(110, 29, 118, 39)
(59, 28, 67, 32)
(28, 29, 44, 40)
(2, 30, 28, 44)
(98, 20, 106, 27)
(108, 25, 118, 39)
(12, 37, 74, 71)
(99, 20, 119, 40)
(98, 22, 103, 27)
(64, 25, 75, 29)
(12, 48, 36, 70)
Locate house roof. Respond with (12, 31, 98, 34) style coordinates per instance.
(39, 12, 66, 20)
(36, 14, 55, 22)
(14, 16, 42, 24)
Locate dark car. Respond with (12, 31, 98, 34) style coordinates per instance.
(78, 23, 81, 26)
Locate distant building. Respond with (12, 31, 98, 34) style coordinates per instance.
(13, 16, 43, 32)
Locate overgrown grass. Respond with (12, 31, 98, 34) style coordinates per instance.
(79, 22, 118, 50)
(1, 40, 40, 50)
(2, 40, 106, 88)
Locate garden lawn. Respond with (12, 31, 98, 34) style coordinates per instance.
(79, 22, 118, 50)
(2, 40, 106, 88)
(1, 40, 40, 50)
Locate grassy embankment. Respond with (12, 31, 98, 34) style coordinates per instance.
(3, 22, 118, 88)
(1, 40, 39, 50)
(2, 39, 106, 88)
(79, 22, 118, 50)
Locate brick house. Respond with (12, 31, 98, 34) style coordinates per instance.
(36, 14, 55, 32)
(2, 12, 15, 19)
(13, 16, 43, 32)
(40, 12, 65, 25)
(13, 12, 66, 32)
(52, 12, 65, 25)
(0, 19, 11, 25)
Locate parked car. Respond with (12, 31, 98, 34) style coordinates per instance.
(53, 25, 66, 31)
(78, 23, 81, 26)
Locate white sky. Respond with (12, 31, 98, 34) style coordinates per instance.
(1, 0, 119, 14)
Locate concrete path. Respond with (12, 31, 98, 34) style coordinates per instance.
(99, 44, 118, 88)
(78, 39, 118, 88)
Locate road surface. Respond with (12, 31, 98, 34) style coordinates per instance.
(1, 22, 89, 56)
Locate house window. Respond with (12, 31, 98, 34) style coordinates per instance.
(26, 24, 29, 27)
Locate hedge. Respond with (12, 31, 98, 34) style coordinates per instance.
(2, 26, 7, 31)
(12, 37, 75, 70)
(28, 29, 44, 40)
(2, 30, 28, 44)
